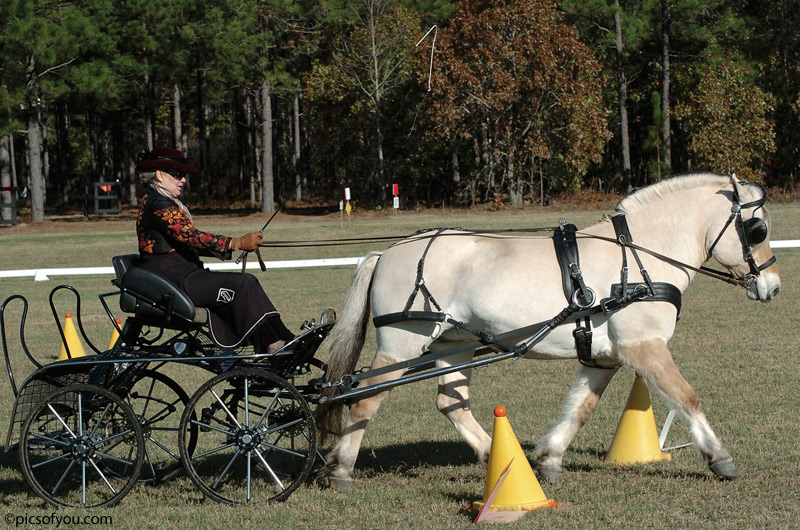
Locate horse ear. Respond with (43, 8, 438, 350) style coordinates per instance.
(730, 173, 746, 202)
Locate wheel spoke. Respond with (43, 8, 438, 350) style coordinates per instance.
(210, 388, 242, 429)
(147, 435, 180, 460)
(189, 418, 234, 436)
(211, 449, 241, 489)
(30, 451, 72, 469)
(46, 404, 78, 440)
(252, 447, 284, 491)
(50, 459, 77, 496)
(88, 458, 118, 495)
(191, 441, 237, 460)
(28, 431, 72, 448)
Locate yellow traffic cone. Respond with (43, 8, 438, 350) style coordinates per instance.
(57, 313, 86, 360)
(471, 406, 555, 517)
(107, 318, 122, 350)
(605, 373, 671, 465)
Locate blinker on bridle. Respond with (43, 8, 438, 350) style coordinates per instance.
(707, 182, 776, 285)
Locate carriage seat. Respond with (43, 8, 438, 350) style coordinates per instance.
(112, 254, 208, 326)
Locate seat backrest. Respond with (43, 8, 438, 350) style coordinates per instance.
(112, 254, 138, 283)
(111, 254, 197, 324)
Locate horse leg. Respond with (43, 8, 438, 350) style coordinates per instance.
(436, 351, 492, 466)
(534, 364, 619, 484)
(323, 354, 407, 489)
(618, 338, 738, 479)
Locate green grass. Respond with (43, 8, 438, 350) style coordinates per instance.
(1, 204, 799, 529)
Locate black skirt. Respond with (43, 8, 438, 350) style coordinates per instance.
(138, 253, 278, 349)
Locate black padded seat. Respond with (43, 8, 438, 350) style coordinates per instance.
(112, 254, 208, 325)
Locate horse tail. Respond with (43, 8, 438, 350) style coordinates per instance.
(316, 251, 382, 445)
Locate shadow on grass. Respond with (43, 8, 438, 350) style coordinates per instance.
(352, 440, 478, 476)
(327, 439, 709, 483)
(0, 449, 31, 498)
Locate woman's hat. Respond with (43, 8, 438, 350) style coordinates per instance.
(136, 147, 197, 174)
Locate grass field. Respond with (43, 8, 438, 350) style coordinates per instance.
(0, 203, 798, 529)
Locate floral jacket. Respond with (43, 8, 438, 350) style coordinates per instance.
(137, 192, 232, 262)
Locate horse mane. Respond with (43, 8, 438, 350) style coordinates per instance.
(616, 172, 730, 214)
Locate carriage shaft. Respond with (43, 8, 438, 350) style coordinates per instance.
(317, 320, 558, 405)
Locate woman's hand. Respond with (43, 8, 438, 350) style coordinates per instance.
(230, 232, 263, 251)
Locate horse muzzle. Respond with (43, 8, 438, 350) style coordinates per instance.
(746, 271, 781, 302)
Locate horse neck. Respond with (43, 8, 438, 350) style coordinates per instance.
(618, 187, 725, 270)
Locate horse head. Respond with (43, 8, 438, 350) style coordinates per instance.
(707, 175, 781, 302)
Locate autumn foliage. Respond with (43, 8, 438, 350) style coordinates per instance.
(422, 0, 611, 205)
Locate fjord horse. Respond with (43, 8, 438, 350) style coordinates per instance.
(318, 173, 781, 488)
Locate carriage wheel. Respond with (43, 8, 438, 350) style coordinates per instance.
(19, 384, 144, 508)
(125, 370, 197, 482)
(179, 368, 317, 504)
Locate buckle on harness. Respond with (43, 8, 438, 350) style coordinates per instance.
(571, 286, 596, 309)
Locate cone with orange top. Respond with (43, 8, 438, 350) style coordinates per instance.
(57, 313, 86, 360)
(605, 373, 671, 465)
(107, 318, 122, 350)
(471, 406, 555, 517)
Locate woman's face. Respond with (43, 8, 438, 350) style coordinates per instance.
(155, 169, 186, 196)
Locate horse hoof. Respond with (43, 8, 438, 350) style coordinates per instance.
(327, 476, 355, 490)
(709, 460, 739, 480)
(536, 465, 562, 485)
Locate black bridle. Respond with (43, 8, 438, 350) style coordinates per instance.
(707, 181, 776, 287)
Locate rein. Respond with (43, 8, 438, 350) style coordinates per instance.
(580, 231, 749, 288)
(256, 227, 559, 248)
(255, 225, 759, 290)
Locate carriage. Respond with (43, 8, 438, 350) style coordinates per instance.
(1, 173, 782, 508)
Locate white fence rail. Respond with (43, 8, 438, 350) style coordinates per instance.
(0, 257, 363, 282)
(1, 239, 797, 282)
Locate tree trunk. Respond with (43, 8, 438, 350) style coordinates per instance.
(172, 82, 186, 152)
(508, 145, 522, 208)
(260, 79, 275, 214)
(615, 0, 633, 192)
(375, 109, 387, 209)
(26, 55, 45, 223)
(293, 92, 303, 202)
(1, 135, 11, 223)
(451, 140, 460, 184)
(144, 60, 154, 150)
(42, 111, 50, 196)
(247, 91, 256, 204)
(10, 132, 18, 188)
(661, 0, 672, 173)
(196, 68, 208, 201)
(55, 100, 70, 205)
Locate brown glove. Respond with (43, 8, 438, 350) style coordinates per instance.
(230, 232, 263, 252)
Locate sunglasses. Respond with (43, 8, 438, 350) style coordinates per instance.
(162, 169, 186, 181)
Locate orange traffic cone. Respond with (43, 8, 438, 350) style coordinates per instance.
(471, 406, 555, 521)
(57, 313, 86, 360)
(605, 373, 671, 465)
(107, 318, 122, 350)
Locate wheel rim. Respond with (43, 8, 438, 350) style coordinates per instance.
(19, 384, 144, 508)
(179, 369, 316, 504)
(124, 370, 196, 482)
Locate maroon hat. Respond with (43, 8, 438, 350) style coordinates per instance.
(136, 147, 197, 174)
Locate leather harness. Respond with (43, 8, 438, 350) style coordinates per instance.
(372, 219, 682, 368)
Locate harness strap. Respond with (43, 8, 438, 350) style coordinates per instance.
(604, 282, 682, 317)
(401, 229, 444, 317)
(552, 222, 592, 306)
(373, 311, 447, 328)
(612, 214, 655, 294)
